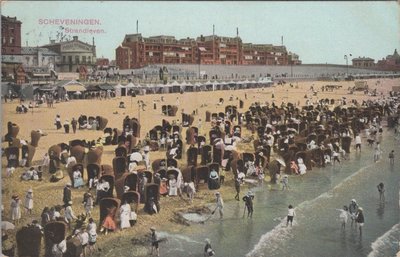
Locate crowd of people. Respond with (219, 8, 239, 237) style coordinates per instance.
(2, 83, 399, 257)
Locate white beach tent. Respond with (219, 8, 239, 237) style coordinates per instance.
(125, 82, 136, 96)
(193, 82, 203, 91)
(241, 79, 250, 89)
(204, 80, 216, 91)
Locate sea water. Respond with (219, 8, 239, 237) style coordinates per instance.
(159, 129, 400, 257)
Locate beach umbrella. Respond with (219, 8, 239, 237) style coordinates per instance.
(74, 91, 82, 95)
(2, 221, 15, 230)
(275, 157, 286, 167)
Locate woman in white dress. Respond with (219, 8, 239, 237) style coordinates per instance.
(24, 188, 34, 215)
(83, 192, 93, 217)
(73, 169, 84, 188)
(10, 195, 21, 225)
(168, 176, 178, 196)
(64, 201, 77, 228)
(120, 201, 131, 229)
(297, 157, 307, 175)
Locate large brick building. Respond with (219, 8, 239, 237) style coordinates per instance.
(116, 33, 298, 69)
(1, 15, 22, 55)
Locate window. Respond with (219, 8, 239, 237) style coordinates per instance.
(2, 37, 5, 44)
(63, 56, 66, 63)
(10, 28, 14, 34)
(88, 56, 91, 64)
(82, 56, 86, 64)
(10, 37, 14, 44)
(75, 56, 80, 64)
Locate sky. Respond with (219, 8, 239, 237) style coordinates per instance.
(2, 1, 399, 64)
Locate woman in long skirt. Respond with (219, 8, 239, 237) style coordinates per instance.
(11, 195, 21, 225)
(101, 207, 116, 235)
(87, 218, 97, 254)
(119, 201, 131, 229)
(24, 188, 33, 215)
(168, 176, 178, 196)
(55, 115, 62, 130)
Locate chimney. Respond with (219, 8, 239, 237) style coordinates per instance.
(92, 37, 95, 46)
(73, 36, 78, 41)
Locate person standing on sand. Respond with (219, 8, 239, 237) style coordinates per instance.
(24, 188, 33, 215)
(63, 183, 72, 206)
(42, 153, 50, 173)
(287, 205, 295, 227)
(83, 192, 93, 217)
(55, 115, 62, 130)
(10, 195, 21, 225)
(234, 177, 241, 201)
(355, 134, 362, 152)
(71, 118, 77, 133)
(377, 182, 385, 202)
(87, 218, 97, 255)
(332, 150, 340, 165)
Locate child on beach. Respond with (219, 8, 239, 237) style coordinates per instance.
(348, 199, 358, 227)
(287, 205, 295, 227)
(204, 238, 215, 256)
(281, 175, 289, 190)
(373, 142, 382, 162)
(332, 151, 340, 165)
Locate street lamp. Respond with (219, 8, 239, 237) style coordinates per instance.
(344, 54, 352, 75)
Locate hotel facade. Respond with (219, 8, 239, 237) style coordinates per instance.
(116, 33, 301, 69)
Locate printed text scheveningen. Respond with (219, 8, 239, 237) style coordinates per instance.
(38, 19, 101, 25)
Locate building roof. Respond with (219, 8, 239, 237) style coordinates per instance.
(352, 57, 374, 61)
(1, 15, 22, 24)
(54, 80, 85, 91)
(97, 83, 114, 90)
(21, 47, 60, 56)
(1, 55, 23, 64)
(42, 37, 94, 48)
(124, 34, 143, 43)
(387, 49, 400, 60)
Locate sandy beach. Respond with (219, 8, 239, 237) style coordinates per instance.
(1, 77, 398, 256)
